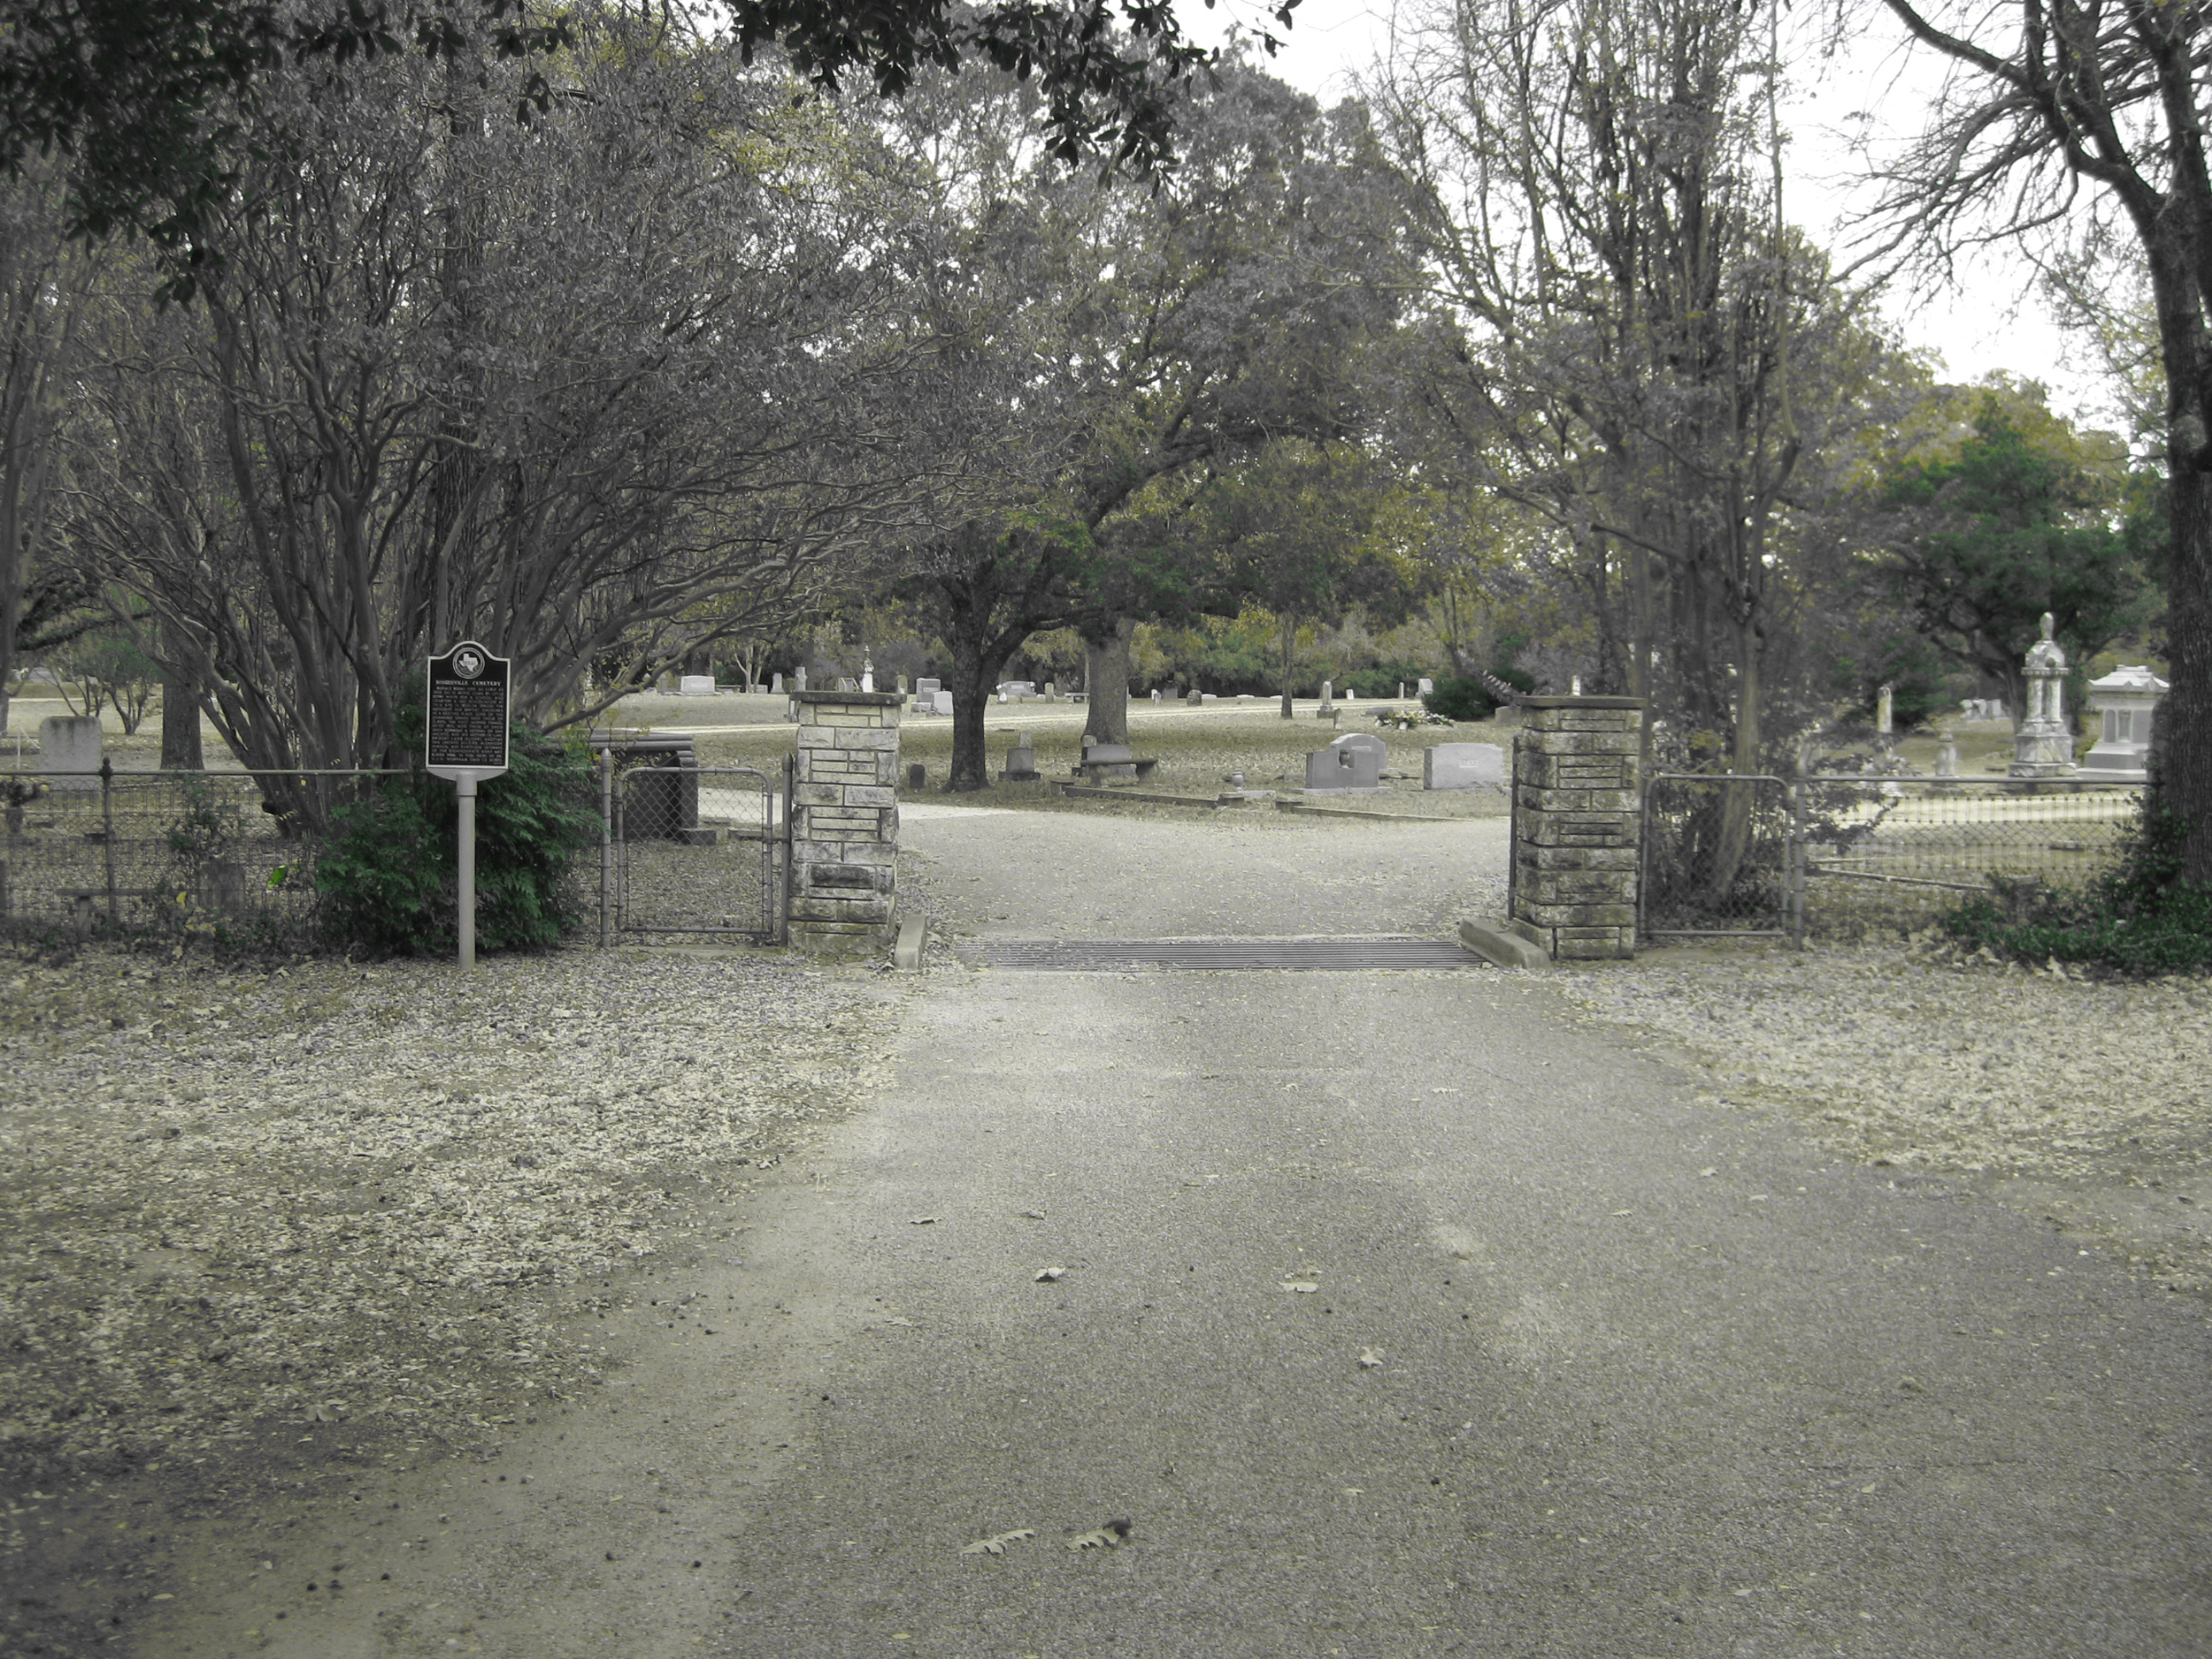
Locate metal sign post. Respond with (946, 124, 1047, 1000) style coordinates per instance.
(425, 641, 511, 970)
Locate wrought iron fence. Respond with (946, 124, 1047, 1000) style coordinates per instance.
(0, 765, 396, 946)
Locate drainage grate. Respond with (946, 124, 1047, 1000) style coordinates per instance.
(962, 938, 1483, 971)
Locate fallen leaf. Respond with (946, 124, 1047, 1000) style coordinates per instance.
(1034, 1267, 1068, 1283)
(909, 1216, 939, 1225)
(1358, 1348, 1384, 1369)
(961, 1528, 1035, 1556)
(1280, 1281, 1319, 1294)
(1067, 1519, 1132, 1550)
(1697, 1167, 1719, 1178)
(1018, 1209, 1046, 1220)
(1610, 1208, 1633, 1217)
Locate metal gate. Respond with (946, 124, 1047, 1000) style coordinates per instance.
(1639, 772, 1804, 946)
(604, 763, 788, 943)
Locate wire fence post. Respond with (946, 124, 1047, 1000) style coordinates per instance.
(599, 745, 613, 949)
(100, 759, 117, 928)
(1787, 778, 1807, 950)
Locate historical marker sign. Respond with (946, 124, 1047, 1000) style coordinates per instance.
(426, 640, 510, 782)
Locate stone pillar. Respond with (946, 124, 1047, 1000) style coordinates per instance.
(1508, 696, 1644, 961)
(789, 690, 902, 958)
(2078, 663, 2168, 783)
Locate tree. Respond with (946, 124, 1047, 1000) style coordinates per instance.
(0, 0, 1279, 272)
(0, 159, 103, 740)
(1870, 0, 2212, 878)
(63, 11, 956, 828)
(1197, 440, 1423, 716)
(1379, 0, 1900, 894)
(1873, 387, 2155, 719)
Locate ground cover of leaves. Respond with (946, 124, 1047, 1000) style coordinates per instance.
(0, 945, 898, 1507)
(1555, 940, 2212, 1289)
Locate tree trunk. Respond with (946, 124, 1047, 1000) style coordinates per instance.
(1700, 615, 1762, 907)
(2161, 454, 2211, 880)
(1278, 611, 1300, 718)
(160, 655, 203, 771)
(946, 653, 998, 792)
(1082, 617, 1133, 746)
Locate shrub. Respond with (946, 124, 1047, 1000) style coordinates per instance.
(1941, 792, 2212, 975)
(1421, 676, 1495, 722)
(315, 684, 600, 955)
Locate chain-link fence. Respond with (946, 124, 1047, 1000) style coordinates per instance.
(0, 766, 393, 947)
(1638, 770, 2148, 946)
(1799, 774, 2142, 937)
(1639, 773, 1801, 942)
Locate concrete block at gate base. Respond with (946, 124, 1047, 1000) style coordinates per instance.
(1508, 695, 1644, 962)
(38, 715, 102, 788)
(1458, 917, 1549, 969)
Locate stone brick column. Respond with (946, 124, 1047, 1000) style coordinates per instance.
(789, 690, 903, 958)
(1509, 696, 1644, 961)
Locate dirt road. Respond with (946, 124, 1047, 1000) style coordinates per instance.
(130, 807, 2210, 1657)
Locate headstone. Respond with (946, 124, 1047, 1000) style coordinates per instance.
(1317, 679, 1335, 718)
(794, 665, 808, 692)
(1346, 688, 1359, 701)
(2009, 612, 2077, 779)
(771, 672, 783, 695)
(897, 673, 908, 695)
(2078, 663, 2168, 783)
(38, 713, 102, 789)
(861, 660, 875, 693)
(1044, 682, 1057, 700)
(1201, 692, 1217, 702)
(836, 677, 859, 692)
(916, 678, 940, 696)
(1570, 675, 1583, 696)
(1151, 689, 1161, 701)
(679, 673, 715, 697)
(906, 762, 927, 790)
(1933, 728, 1959, 789)
(1002, 734, 1039, 782)
(1423, 742, 1506, 791)
(1417, 678, 1435, 696)
(1399, 682, 1406, 699)
(1877, 681, 1894, 735)
(1303, 731, 1386, 794)
(932, 690, 954, 715)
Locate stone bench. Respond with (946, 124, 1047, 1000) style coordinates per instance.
(1070, 743, 1159, 782)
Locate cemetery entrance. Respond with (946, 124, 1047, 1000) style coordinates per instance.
(608, 762, 786, 943)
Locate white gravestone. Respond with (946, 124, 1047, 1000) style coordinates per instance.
(1417, 677, 1435, 696)
(1317, 678, 1336, 718)
(793, 665, 808, 692)
(770, 672, 783, 694)
(2078, 664, 2168, 783)
(1423, 742, 1505, 791)
(1304, 731, 1386, 794)
(38, 713, 102, 789)
(1877, 681, 1894, 735)
(678, 674, 715, 696)
(2010, 612, 2077, 779)
(916, 678, 940, 696)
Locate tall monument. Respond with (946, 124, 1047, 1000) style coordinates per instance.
(2008, 613, 2078, 781)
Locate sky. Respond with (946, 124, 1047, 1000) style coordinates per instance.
(1172, 0, 2118, 431)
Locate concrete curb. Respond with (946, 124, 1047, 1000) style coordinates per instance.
(1458, 917, 1549, 969)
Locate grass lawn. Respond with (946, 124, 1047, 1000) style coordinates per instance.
(655, 696, 1516, 818)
